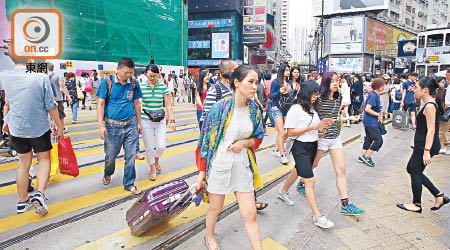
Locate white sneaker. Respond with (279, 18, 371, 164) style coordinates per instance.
(277, 190, 294, 206)
(446, 150, 450, 155)
(31, 191, 48, 215)
(313, 215, 335, 229)
(439, 148, 447, 154)
(272, 150, 281, 158)
(281, 154, 289, 165)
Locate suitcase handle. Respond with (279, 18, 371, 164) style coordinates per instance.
(167, 184, 197, 213)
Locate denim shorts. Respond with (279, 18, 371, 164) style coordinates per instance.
(272, 106, 286, 118)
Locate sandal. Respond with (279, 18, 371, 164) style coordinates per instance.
(155, 163, 162, 172)
(256, 201, 269, 211)
(204, 236, 220, 250)
(149, 168, 157, 181)
(102, 175, 111, 185)
(127, 186, 141, 195)
(396, 203, 422, 213)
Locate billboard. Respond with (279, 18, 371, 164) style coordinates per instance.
(330, 16, 364, 54)
(365, 18, 415, 56)
(243, 0, 266, 43)
(260, 14, 275, 51)
(329, 57, 363, 73)
(211, 32, 230, 59)
(188, 41, 210, 49)
(188, 19, 233, 29)
(397, 40, 417, 57)
(313, 0, 388, 16)
(416, 46, 450, 65)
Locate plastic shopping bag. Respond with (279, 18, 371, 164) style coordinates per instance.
(50, 143, 60, 176)
(58, 137, 79, 177)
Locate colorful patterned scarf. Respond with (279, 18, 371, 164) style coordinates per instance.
(196, 95, 265, 198)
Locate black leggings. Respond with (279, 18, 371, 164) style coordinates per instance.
(82, 91, 86, 106)
(406, 150, 440, 204)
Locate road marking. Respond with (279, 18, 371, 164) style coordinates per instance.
(0, 142, 277, 233)
(261, 238, 289, 250)
(64, 115, 197, 128)
(73, 134, 360, 249)
(0, 126, 200, 173)
(65, 111, 196, 121)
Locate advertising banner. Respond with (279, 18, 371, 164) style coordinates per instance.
(188, 19, 232, 29)
(329, 57, 363, 73)
(416, 46, 450, 65)
(313, 0, 388, 16)
(243, 0, 266, 43)
(330, 16, 364, 54)
(188, 41, 210, 49)
(211, 32, 230, 59)
(259, 14, 275, 51)
(397, 40, 417, 57)
(365, 19, 414, 56)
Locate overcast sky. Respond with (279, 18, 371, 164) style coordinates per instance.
(289, 0, 313, 33)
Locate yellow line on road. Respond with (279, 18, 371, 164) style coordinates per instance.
(0, 128, 200, 173)
(66, 123, 197, 137)
(64, 115, 197, 128)
(0, 136, 277, 233)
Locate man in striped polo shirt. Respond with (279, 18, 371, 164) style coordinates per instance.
(199, 59, 238, 124)
(140, 64, 176, 181)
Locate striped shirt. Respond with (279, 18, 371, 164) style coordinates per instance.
(200, 80, 232, 121)
(140, 81, 169, 120)
(315, 95, 342, 139)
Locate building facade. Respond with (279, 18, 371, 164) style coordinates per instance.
(187, 0, 243, 70)
(4, 0, 188, 66)
(376, 0, 450, 33)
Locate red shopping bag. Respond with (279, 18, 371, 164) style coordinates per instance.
(58, 137, 79, 177)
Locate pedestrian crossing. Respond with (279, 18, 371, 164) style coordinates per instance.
(0, 102, 332, 249)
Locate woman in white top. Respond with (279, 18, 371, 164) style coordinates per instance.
(78, 73, 90, 110)
(167, 74, 175, 105)
(277, 80, 334, 229)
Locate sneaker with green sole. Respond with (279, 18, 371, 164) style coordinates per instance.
(296, 182, 306, 197)
(341, 203, 364, 216)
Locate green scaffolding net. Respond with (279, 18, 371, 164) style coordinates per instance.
(5, 0, 187, 66)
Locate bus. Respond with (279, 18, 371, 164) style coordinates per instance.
(415, 28, 450, 76)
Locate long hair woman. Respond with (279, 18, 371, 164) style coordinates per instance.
(294, 72, 364, 216)
(277, 80, 334, 228)
(195, 65, 264, 250)
(351, 74, 364, 116)
(269, 63, 291, 164)
(397, 76, 449, 212)
(290, 66, 302, 92)
(195, 71, 211, 125)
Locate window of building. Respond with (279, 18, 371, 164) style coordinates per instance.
(445, 33, 450, 46)
(427, 33, 444, 47)
(440, 65, 450, 72)
(405, 18, 411, 25)
(418, 36, 425, 48)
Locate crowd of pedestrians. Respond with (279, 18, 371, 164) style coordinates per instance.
(1, 53, 450, 250)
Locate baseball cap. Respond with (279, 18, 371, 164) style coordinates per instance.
(409, 72, 418, 77)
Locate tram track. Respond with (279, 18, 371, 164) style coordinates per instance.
(0, 121, 392, 249)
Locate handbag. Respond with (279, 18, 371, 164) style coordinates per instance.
(378, 121, 387, 135)
(441, 107, 450, 122)
(76, 84, 84, 99)
(277, 93, 294, 113)
(58, 137, 79, 177)
(143, 109, 165, 122)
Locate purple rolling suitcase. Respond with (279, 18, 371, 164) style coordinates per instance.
(126, 179, 196, 236)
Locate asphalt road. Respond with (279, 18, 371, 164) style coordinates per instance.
(0, 102, 448, 250)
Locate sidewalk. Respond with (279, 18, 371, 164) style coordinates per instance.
(174, 127, 450, 250)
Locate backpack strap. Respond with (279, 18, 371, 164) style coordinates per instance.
(215, 83, 222, 101)
(105, 75, 113, 105)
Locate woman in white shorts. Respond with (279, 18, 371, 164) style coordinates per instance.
(296, 72, 364, 216)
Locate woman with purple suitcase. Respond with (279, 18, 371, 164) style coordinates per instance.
(195, 65, 265, 250)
